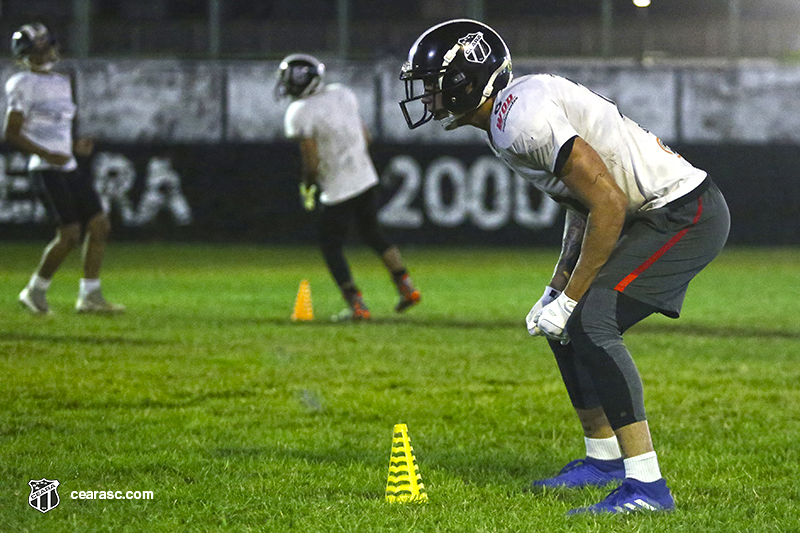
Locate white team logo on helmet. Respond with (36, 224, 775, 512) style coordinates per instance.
(458, 32, 491, 63)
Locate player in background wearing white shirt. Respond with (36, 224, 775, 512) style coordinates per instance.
(276, 54, 420, 321)
(401, 20, 729, 514)
(4, 23, 124, 315)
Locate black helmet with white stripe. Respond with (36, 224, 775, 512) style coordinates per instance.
(275, 53, 326, 100)
(11, 22, 56, 60)
(400, 19, 512, 129)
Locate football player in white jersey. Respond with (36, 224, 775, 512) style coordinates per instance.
(401, 20, 730, 514)
(4, 23, 124, 315)
(277, 54, 420, 321)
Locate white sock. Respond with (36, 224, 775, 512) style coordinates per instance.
(79, 278, 101, 296)
(30, 274, 51, 291)
(624, 451, 662, 483)
(585, 436, 623, 461)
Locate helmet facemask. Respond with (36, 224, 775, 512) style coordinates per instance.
(399, 64, 451, 129)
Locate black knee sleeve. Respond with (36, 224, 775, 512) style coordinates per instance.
(566, 289, 657, 429)
(550, 339, 603, 411)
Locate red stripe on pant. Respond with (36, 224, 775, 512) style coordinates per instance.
(614, 197, 704, 292)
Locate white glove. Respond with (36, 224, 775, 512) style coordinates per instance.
(536, 292, 578, 343)
(300, 183, 317, 211)
(526, 286, 561, 336)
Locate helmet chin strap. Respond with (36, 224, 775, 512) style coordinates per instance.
(442, 114, 469, 131)
(441, 114, 461, 130)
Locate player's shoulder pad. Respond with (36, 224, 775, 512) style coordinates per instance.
(286, 97, 308, 116)
(326, 83, 355, 100)
(491, 74, 556, 149)
(5, 71, 28, 94)
(284, 98, 310, 133)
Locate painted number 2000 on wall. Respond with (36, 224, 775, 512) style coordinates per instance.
(378, 155, 561, 231)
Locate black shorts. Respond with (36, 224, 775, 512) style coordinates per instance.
(320, 186, 379, 224)
(318, 185, 392, 254)
(34, 168, 104, 227)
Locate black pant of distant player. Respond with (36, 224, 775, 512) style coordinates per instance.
(318, 185, 420, 321)
(18, 167, 125, 315)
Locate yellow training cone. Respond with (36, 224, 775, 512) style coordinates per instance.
(290, 279, 313, 321)
(385, 423, 428, 503)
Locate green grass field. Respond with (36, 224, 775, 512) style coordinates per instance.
(1, 243, 799, 532)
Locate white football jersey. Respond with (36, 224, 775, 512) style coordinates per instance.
(284, 83, 379, 205)
(5, 71, 77, 172)
(489, 74, 706, 214)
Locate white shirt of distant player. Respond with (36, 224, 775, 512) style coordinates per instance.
(284, 83, 379, 205)
(5, 71, 77, 172)
(489, 74, 706, 215)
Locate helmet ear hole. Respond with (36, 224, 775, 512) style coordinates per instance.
(441, 62, 481, 114)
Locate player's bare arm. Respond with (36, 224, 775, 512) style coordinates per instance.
(525, 208, 586, 336)
(298, 137, 320, 186)
(557, 137, 626, 302)
(549, 209, 586, 292)
(4, 110, 71, 166)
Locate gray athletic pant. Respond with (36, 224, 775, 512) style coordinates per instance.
(553, 180, 730, 430)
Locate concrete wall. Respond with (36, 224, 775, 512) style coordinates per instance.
(3, 58, 800, 145)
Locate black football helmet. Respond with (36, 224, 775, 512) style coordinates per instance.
(275, 54, 326, 100)
(400, 19, 512, 129)
(11, 22, 56, 61)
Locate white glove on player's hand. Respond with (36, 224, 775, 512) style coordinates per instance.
(526, 286, 561, 336)
(536, 292, 578, 343)
(300, 183, 317, 211)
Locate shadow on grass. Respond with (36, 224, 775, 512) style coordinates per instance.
(631, 322, 800, 340)
(213, 445, 381, 466)
(212, 444, 554, 495)
(0, 331, 173, 346)
(260, 316, 524, 330)
(210, 445, 388, 500)
(262, 316, 800, 339)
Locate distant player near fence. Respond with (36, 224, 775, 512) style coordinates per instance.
(276, 53, 420, 321)
(4, 22, 124, 315)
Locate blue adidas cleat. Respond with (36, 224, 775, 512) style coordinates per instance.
(530, 457, 625, 489)
(568, 478, 675, 515)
